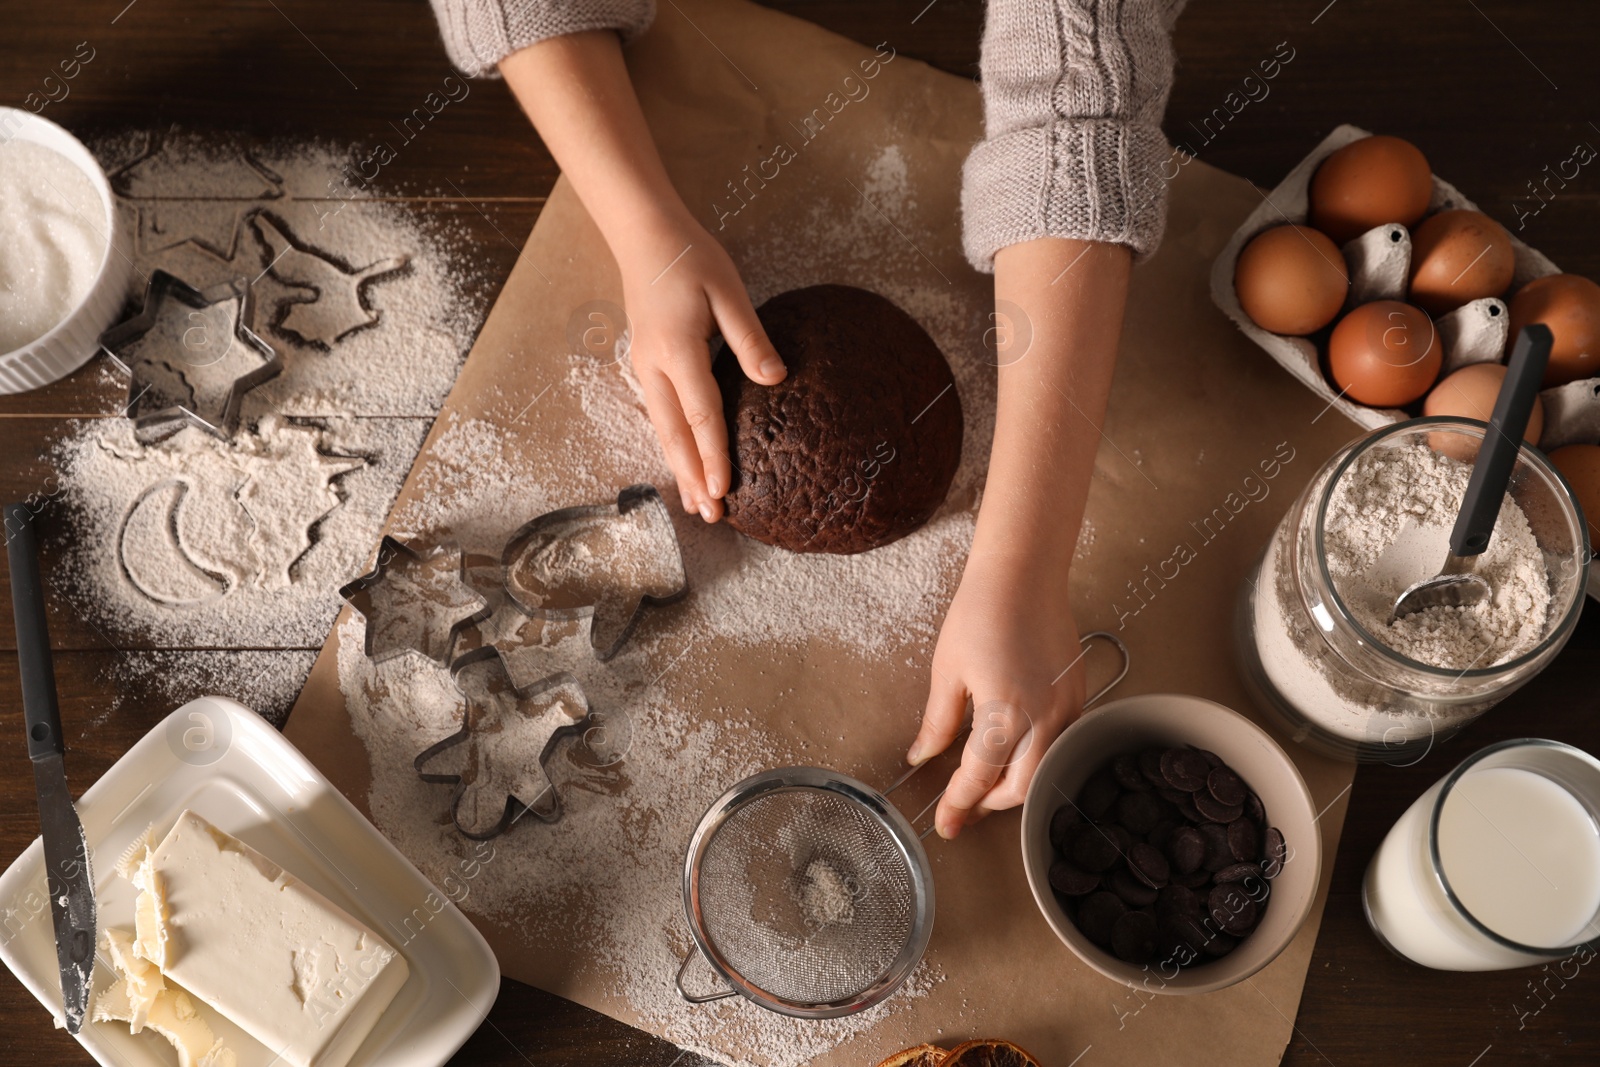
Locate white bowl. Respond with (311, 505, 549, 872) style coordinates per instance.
(0, 107, 130, 393)
(1020, 693, 1323, 994)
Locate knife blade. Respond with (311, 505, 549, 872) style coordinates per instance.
(5, 505, 95, 1034)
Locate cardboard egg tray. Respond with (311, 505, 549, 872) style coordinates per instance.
(1210, 125, 1600, 602)
(1206, 124, 1600, 450)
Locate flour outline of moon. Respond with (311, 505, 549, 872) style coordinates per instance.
(119, 479, 232, 606)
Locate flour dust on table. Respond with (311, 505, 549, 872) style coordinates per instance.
(101, 649, 319, 729)
(336, 140, 1000, 1066)
(52, 131, 486, 657)
(339, 610, 945, 1067)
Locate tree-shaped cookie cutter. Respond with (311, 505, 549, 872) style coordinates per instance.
(340, 536, 490, 666)
(501, 484, 688, 661)
(413, 646, 592, 839)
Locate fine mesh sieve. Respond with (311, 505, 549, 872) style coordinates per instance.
(676, 631, 1130, 1019)
(678, 767, 933, 1018)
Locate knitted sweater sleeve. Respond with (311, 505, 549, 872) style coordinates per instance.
(427, 0, 656, 78)
(961, 0, 1187, 271)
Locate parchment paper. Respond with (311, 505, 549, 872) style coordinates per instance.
(287, 1, 1361, 1063)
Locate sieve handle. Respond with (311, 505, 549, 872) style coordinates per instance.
(674, 945, 738, 1004)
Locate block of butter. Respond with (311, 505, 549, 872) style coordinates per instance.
(127, 811, 408, 1067)
(95, 927, 235, 1067)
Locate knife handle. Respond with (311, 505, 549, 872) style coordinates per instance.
(4, 505, 64, 762)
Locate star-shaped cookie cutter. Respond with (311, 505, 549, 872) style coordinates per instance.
(414, 647, 592, 839)
(501, 484, 688, 661)
(100, 270, 283, 443)
(340, 536, 491, 666)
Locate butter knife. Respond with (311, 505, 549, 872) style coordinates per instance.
(5, 506, 95, 1034)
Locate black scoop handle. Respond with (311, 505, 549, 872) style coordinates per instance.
(1450, 324, 1553, 557)
(4, 505, 63, 762)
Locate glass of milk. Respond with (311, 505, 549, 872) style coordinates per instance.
(1364, 739, 1600, 970)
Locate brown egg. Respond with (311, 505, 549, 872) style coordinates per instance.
(1328, 301, 1440, 407)
(1234, 225, 1349, 335)
(1422, 362, 1544, 460)
(1507, 274, 1600, 386)
(1309, 135, 1433, 246)
(1549, 444, 1600, 548)
(1407, 210, 1516, 315)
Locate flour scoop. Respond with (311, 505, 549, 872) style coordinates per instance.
(1391, 325, 1552, 621)
(674, 632, 1129, 1018)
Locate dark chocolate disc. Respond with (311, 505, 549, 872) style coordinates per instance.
(1049, 860, 1101, 897)
(1078, 891, 1127, 947)
(1111, 909, 1159, 964)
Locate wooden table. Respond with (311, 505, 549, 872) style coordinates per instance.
(2, 1, 1597, 1064)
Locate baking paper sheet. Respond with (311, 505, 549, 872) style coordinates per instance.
(287, 2, 1361, 1063)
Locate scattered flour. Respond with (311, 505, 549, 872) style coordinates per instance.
(56, 415, 427, 647)
(52, 131, 484, 651)
(337, 138, 989, 1066)
(101, 649, 318, 729)
(340, 614, 940, 1067)
(797, 859, 857, 930)
(91, 129, 487, 417)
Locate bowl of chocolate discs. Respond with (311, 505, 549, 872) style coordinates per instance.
(1020, 693, 1322, 993)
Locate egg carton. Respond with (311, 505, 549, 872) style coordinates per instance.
(1206, 123, 1590, 442)
(1210, 124, 1600, 602)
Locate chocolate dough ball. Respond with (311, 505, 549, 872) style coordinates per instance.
(714, 285, 962, 554)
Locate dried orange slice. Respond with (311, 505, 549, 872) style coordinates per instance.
(942, 1039, 1044, 1067)
(873, 1044, 947, 1067)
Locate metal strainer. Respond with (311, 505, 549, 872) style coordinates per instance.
(677, 767, 932, 1018)
(676, 631, 1130, 1019)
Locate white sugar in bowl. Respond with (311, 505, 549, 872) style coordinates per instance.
(0, 108, 131, 393)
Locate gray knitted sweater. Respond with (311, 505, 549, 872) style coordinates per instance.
(428, 0, 1185, 270)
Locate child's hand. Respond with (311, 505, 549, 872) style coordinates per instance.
(620, 212, 785, 522)
(495, 31, 784, 522)
(906, 555, 1087, 839)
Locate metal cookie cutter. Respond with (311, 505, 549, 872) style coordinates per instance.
(502, 484, 688, 661)
(101, 270, 283, 443)
(414, 646, 592, 839)
(340, 536, 490, 666)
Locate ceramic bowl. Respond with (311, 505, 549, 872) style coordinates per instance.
(1020, 692, 1322, 994)
(0, 107, 129, 393)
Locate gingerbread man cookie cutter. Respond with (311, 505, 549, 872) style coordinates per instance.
(502, 483, 689, 661)
(413, 646, 592, 839)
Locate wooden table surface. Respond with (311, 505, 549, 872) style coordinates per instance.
(2, 1, 1598, 1064)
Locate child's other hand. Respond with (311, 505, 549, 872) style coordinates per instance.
(906, 555, 1087, 839)
(620, 213, 785, 522)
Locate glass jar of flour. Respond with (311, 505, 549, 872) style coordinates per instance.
(1235, 417, 1589, 763)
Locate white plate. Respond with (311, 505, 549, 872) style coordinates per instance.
(0, 696, 499, 1067)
